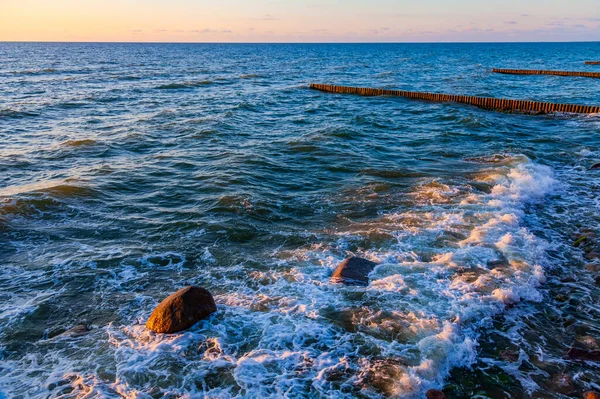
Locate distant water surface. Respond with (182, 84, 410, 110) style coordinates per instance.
(1, 42, 600, 398)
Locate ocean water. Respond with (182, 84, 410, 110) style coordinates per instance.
(1, 42, 600, 398)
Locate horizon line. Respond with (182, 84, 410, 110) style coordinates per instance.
(1, 40, 600, 45)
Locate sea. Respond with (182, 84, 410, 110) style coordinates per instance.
(1, 42, 599, 398)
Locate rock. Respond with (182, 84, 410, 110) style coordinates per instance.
(426, 389, 447, 399)
(549, 373, 574, 395)
(585, 264, 600, 273)
(568, 347, 600, 361)
(555, 294, 569, 303)
(499, 349, 519, 362)
(331, 257, 377, 285)
(146, 286, 216, 334)
(590, 163, 600, 170)
(595, 275, 600, 286)
(66, 323, 90, 337)
(584, 392, 600, 399)
(365, 358, 407, 396)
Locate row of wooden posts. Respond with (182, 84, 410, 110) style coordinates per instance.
(309, 83, 600, 115)
(492, 68, 600, 79)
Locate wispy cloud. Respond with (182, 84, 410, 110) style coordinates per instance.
(250, 14, 277, 21)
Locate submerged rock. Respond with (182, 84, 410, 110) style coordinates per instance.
(548, 373, 575, 395)
(586, 264, 600, 273)
(331, 256, 377, 285)
(146, 286, 216, 334)
(590, 163, 600, 170)
(426, 389, 447, 399)
(567, 347, 600, 361)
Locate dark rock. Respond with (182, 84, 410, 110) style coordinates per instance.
(555, 294, 569, 303)
(595, 275, 600, 286)
(67, 323, 90, 337)
(331, 257, 377, 285)
(365, 358, 407, 396)
(586, 264, 600, 273)
(567, 347, 600, 361)
(549, 373, 575, 395)
(499, 349, 519, 362)
(585, 251, 600, 261)
(146, 286, 216, 334)
(590, 163, 600, 170)
(584, 392, 600, 399)
(426, 389, 447, 399)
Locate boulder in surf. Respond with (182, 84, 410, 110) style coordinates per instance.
(426, 390, 447, 399)
(331, 257, 377, 285)
(146, 286, 216, 334)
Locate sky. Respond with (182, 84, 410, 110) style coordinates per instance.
(1, 0, 599, 42)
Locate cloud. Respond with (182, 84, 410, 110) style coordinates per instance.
(129, 29, 143, 33)
(191, 29, 218, 34)
(251, 14, 277, 21)
(504, 21, 518, 25)
(221, 29, 232, 33)
(521, 14, 531, 17)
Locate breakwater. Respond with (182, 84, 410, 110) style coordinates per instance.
(309, 83, 600, 114)
(493, 68, 600, 78)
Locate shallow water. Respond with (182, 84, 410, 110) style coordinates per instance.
(1, 42, 600, 398)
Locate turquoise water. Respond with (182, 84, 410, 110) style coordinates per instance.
(1, 42, 600, 398)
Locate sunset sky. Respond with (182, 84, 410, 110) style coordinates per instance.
(2, 0, 599, 42)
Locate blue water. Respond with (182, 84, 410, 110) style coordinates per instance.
(1, 42, 600, 398)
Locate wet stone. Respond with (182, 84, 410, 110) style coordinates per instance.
(567, 347, 600, 361)
(146, 286, 217, 334)
(426, 389, 447, 399)
(584, 392, 600, 399)
(499, 349, 519, 363)
(331, 256, 377, 285)
(548, 373, 575, 395)
(586, 263, 600, 272)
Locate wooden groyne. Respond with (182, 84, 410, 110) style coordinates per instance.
(309, 83, 600, 114)
(585, 61, 600, 65)
(493, 68, 600, 78)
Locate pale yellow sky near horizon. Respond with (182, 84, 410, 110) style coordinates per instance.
(1, 0, 599, 42)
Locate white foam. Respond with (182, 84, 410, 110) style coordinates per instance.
(0, 155, 557, 398)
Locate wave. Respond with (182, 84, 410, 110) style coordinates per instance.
(9, 68, 57, 75)
(239, 74, 262, 79)
(60, 138, 98, 148)
(0, 108, 40, 119)
(155, 80, 214, 90)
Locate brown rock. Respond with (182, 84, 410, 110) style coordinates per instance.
(426, 389, 447, 399)
(499, 349, 519, 362)
(549, 373, 574, 395)
(146, 286, 216, 333)
(568, 347, 600, 361)
(585, 264, 600, 272)
(331, 257, 377, 285)
(584, 392, 600, 399)
(591, 163, 600, 170)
